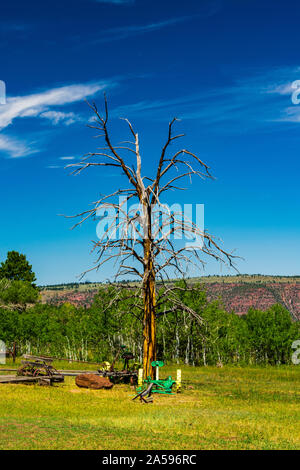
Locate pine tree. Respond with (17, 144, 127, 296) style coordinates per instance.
(0, 251, 36, 286)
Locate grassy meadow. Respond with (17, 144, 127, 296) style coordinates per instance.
(0, 361, 300, 450)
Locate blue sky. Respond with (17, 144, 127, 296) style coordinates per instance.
(0, 0, 299, 284)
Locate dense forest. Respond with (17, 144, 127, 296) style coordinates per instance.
(1, 284, 299, 366)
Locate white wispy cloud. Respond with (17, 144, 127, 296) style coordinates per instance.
(268, 83, 295, 95)
(111, 68, 300, 133)
(91, 1, 222, 43)
(0, 82, 106, 130)
(93, 15, 204, 43)
(0, 80, 110, 158)
(60, 156, 76, 160)
(277, 106, 300, 123)
(83, 2, 221, 45)
(40, 110, 79, 125)
(0, 135, 38, 158)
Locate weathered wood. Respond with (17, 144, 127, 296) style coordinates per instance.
(0, 375, 53, 385)
(57, 370, 102, 376)
(18, 358, 64, 383)
(0, 368, 138, 377)
(23, 354, 104, 366)
(2, 370, 99, 376)
(38, 378, 51, 386)
(23, 354, 53, 363)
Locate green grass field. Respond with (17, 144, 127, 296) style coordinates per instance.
(0, 362, 299, 450)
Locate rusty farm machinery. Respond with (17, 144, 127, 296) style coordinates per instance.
(0, 345, 139, 386)
(0, 355, 64, 385)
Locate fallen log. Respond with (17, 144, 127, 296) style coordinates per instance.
(0, 375, 53, 385)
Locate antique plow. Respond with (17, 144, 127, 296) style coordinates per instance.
(17, 356, 64, 384)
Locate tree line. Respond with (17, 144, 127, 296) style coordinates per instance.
(0, 251, 299, 366)
(0, 284, 298, 366)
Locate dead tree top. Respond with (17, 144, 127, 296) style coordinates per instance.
(65, 97, 238, 322)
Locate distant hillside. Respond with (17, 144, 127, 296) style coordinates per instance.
(204, 282, 300, 320)
(40, 275, 300, 320)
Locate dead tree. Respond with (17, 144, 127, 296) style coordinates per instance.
(67, 97, 236, 378)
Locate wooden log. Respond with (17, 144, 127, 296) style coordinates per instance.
(23, 355, 105, 366)
(57, 370, 101, 376)
(38, 378, 51, 386)
(0, 375, 52, 384)
(23, 354, 53, 363)
(57, 370, 138, 377)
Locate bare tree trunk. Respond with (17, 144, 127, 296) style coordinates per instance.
(68, 99, 236, 379)
(185, 335, 190, 365)
(175, 323, 180, 364)
(142, 200, 156, 379)
(203, 345, 207, 367)
(142, 238, 156, 378)
(162, 316, 166, 358)
(12, 342, 16, 363)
